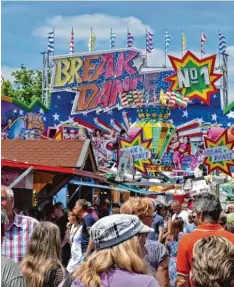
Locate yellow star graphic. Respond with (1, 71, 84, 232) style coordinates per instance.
(165, 51, 222, 105)
(119, 129, 152, 174)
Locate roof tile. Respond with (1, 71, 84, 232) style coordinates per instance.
(1, 139, 89, 168)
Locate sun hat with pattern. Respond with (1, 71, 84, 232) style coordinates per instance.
(90, 214, 154, 250)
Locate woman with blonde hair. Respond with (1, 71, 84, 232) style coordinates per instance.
(21, 222, 65, 287)
(68, 214, 159, 287)
(120, 197, 169, 287)
(191, 236, 234, 287)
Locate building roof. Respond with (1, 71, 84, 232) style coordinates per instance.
(1, 160, 105, 181)
(1, 139, 95, 170)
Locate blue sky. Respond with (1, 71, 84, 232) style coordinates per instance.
(2, 1, 234, 101)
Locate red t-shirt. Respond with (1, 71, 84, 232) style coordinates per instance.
(177, 224, 234, 276)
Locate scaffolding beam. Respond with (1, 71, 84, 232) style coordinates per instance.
(220, 53, 229, 108)
(41, 51, 51, 108)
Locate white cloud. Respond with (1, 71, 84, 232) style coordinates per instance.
(33, 14, 153, 42)
(1, 66, 17, 82)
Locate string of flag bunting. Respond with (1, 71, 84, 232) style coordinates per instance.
(70, 28, 74, 54)
(146, 30, 154, 53)
(46, 28, 228, 58)
(181, 30, 186, 56)
(127, 29, 134, 48)
(218, 31, 227, 54)
(110, 29, 117, 50)
(88, 28, 96, 52)
(201, 31, 207, 57)
(47, 29, 55, 53)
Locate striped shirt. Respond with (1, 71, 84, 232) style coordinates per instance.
(1, 213, 38, 263)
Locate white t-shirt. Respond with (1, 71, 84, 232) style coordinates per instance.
(172, 210, 189, 231)
(66, 224, 82, 273)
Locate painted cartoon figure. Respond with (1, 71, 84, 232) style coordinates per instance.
(168, 132, 181, 169)
(78, 127, 87, 140)
(179, 136, 191, 156)
(92, 129, 105, 149)
(92, 129, 107, 167)
(105, 130, 118, 161)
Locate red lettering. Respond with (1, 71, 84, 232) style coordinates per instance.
(91, 54, 114, 81)
(74, 84, 99, 111)
(89, 81, 112, 109)
(109, 79, 124, 107)
(122, 78, 131, 91)
(115, 51, 138, 77)
(83, 55, 99, 82)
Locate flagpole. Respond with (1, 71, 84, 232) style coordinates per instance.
(53, 27, 55, 56)
(164, 29, 166, 67)
(73, 27, 74, 53)
(218, 29, 221, 68)
(145, 28, 148, 65)
(181, 29, 183, 57)
(201, 29, 202, 59)
(71, 27, 74, 54)
(70, 27, 71, 54)
(110, 28, 112, 50)
(90, 27, 93, 52)
(127, 28, 129, 48)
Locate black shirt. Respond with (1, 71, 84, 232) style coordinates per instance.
(55, 215, 67, 241)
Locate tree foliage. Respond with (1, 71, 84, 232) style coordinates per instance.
(1, 64, 42, 105)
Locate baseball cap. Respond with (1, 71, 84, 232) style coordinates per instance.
(90, 214, 154, 250)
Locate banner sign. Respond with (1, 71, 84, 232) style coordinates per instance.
(124, 145, 151, 161)
(165, 51, 222, 105)
(204, 146, 234, 163)
(203, 129, 234, 176)
(1, 169, 26, 188)
(51, 49, 145, 114)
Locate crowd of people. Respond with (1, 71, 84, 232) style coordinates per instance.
(1, 184, 234, 287)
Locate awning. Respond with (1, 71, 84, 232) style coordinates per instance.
(69, 179, 156, 195)
(1, 159, 106, 181)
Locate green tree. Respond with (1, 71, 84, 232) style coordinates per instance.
(1, 64, 42, 105)
(1, 79, 14, 97)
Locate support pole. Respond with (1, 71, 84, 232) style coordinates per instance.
(145, 28, 148, 65)
(221, 53, 229, 108)
(164, 29, 167, 67)
(9, 167, 33, 189)
(41, 51, 51, 108)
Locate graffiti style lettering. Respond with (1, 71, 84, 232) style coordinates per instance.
(54, 59, 72, 87)
(109, 79, 125, 107)
(54, 57, 83, 87)
(91, 53, 114, 81)
(74, 76, 144, 112)
(115, 51, 138, 77)
(74, 84, 99, 112)
(67, 57, 83, 85)
(89, 82, 112, 109)
(83, 55, 100, 82)
(51, 49, 147, 114)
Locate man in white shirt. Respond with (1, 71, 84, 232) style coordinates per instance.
(171, 200, 189, 232)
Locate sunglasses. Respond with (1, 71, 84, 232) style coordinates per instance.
(1, 196, 13, 202)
